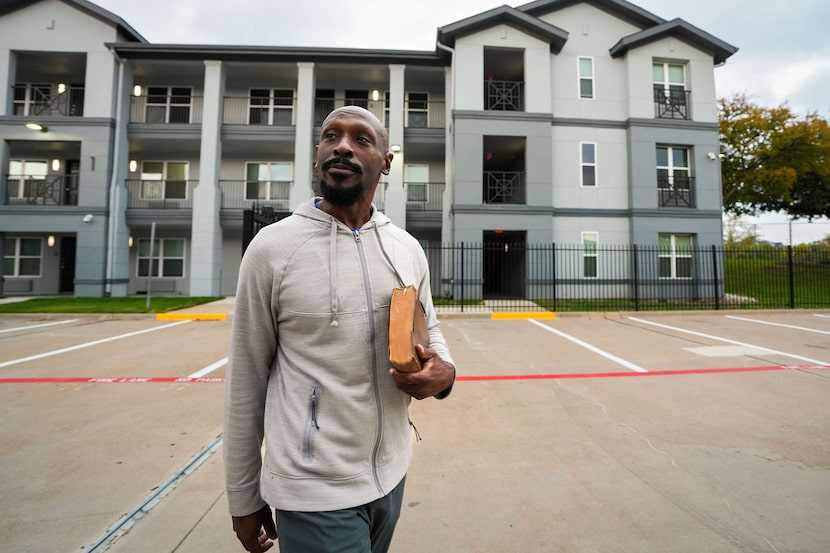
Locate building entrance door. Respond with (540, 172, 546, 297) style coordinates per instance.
(59, 236, 76, 293)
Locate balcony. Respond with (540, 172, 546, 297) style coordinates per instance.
(405, 182, 444, 212)
(658, 175, 695, 207)
(654, 88, 691, 120)
(220, 180, 291, 210)
(13, 84, 85, 117)
(129, 95, 203, 124)
(5, 175, 79, 206)
(484, 80, 524, 112)
(312, 98, 446, 129)
(126, 179, 196, 208)
(484, 171, 525, 204)
(223, 96, 296, 126)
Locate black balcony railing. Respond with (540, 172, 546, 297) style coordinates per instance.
(4, 175, 79, 205)
(220, 180, 291, 210)
(654, 88, 691, 119)
(657, 175, 695, 207)
(126, 179, 196, 208)
(421, 243, 830, 313)
(405, 182, 444, 212)
(484, 171, 525, 204)
(13, 84, 84, 117)
(484, 80, 524, 111)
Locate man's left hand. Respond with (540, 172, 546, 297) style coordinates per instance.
(389, 344, 455, 400)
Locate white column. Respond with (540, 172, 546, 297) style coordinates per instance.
(189, 60, 224, 296)
(384, 64, 406, 227)
(441, 65, 454, 245)
(0, 48, 14, 115)
(291, 62, 316, 209)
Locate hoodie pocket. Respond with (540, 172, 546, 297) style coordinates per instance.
(302, 382, 322, 464)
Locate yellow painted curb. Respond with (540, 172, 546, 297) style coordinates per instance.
(156, 313, 227, 321)
(491, 312, 557, 320)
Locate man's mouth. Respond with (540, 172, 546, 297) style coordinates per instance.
(323, 157, 362, 174)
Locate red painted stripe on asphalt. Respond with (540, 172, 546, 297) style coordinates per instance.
(0, 365, 827, 384)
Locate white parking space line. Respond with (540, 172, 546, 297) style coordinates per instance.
(628, 317, 829, 366)
(725, 315, 830, 335)
(188, 357, 227, 379)
(815, 314, 830, 319)
(528, 318, 648, 373)
(0, 320, 192, 369)
(0, 319, 78, 334)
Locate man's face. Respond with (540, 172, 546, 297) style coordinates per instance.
(316, 107, 392, 206)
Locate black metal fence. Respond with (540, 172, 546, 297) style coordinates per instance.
(423, 243, 830, 312)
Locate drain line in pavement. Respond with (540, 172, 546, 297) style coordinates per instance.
(82, 435, 224, 553)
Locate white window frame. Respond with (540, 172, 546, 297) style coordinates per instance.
(656, 146, 691, 188)
(248, 88, 295, 125)
(580, 142, 597, 187)
(653, 61, 686, 94)
(244, 162, 293, 202)
(137, 238, 186, 278)
(3, 237, 43, 278)
(145, 86, 192, 123)
(658, 234, 694, 279)
(582, 232, 599, 279)
(8, 159, 48, 198)
(406, 92, 429, 128)
(139, 161, 189, 200)
(405, 165, 430, 203)
(578, 57, 594, 99)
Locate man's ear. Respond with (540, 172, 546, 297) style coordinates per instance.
(381, 152, 393, 175)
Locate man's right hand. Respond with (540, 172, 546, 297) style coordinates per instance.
(232, 505, 278, 552)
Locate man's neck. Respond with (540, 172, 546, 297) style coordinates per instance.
(317, 198, 373, 230)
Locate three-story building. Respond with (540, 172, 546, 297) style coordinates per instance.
(0, 0, 736, 298)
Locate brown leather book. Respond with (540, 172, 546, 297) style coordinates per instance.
(388, 285, 428, 372)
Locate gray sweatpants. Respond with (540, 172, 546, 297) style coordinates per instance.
(275, 477, 406, 553)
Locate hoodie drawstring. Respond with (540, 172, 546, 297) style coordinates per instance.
(329, 221, 339, 327)
(372, 223, 406, 288)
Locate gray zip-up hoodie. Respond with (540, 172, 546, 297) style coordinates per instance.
(224, 198, 454, 516)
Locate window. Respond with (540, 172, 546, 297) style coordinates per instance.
(407, 92, 429, 128)
(315, 89, 335, 125)
(145, 86, 192, 123)
(345, 90, 369, 109)
(581, 143, 596, 187)
(137, 238, 185, 278)
(659, 234, 693, 279)
(405, 165, 430, 203)
(657, 146, 692, 207)
(3, 237, 42, 277)
(245, 162, 292, 201)
(582, 232, 598, 278)
(8, 160, 48, 199)
(249, 89, 294, 125)
(578, 57, 594, 99)
(140, 161, 188, 200)
(653, 62, 688, 118)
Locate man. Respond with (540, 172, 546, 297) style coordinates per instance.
(224, 105, 456, 553)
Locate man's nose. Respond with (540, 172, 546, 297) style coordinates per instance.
(333, 136, 354, 157)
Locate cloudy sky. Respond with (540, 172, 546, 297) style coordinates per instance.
(90, 0, 830, 243)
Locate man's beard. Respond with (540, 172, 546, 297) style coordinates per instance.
(317, 157, 370, 206)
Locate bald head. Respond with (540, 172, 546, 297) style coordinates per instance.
(320, 105, 390, 154)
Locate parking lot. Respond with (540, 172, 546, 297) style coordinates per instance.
(1, 302, 829, 552)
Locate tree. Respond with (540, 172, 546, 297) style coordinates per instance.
(718, 94, 830, 219)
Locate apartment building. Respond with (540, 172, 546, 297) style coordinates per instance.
(0, 0, 736, 298)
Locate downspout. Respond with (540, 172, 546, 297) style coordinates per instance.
(435, 39, 455, 245)
(104, 49, 126, 296)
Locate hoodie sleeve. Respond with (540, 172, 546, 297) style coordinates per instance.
(223, 234, 279, 516)
(415, 247, 456, 399)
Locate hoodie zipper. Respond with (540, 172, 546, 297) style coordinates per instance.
(353, 229, 385, 496)
(302, 382, 322, 464)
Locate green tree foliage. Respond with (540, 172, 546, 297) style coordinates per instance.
(719, 94, 830, 219)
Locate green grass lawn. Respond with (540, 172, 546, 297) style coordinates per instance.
(0, 296, 224, 314)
